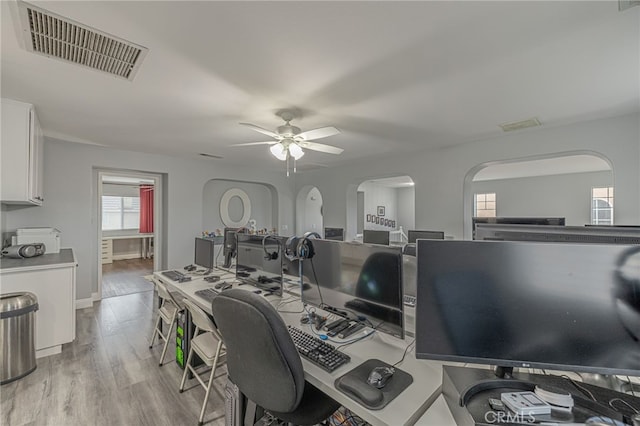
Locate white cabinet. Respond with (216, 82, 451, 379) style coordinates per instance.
(1, 98, 44, 205)
(101, 239, 113, 264)
(0, 249, 77, 358)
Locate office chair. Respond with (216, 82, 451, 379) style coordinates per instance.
(149, 278, 183, 366)
(211, 289, 340, 425)
(178, 299, 226, 426)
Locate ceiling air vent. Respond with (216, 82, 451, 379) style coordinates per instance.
(17, 1, 148, 81)
(499, 117, 541, 132)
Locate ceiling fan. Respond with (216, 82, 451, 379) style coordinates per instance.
(233, 111, 342, 174)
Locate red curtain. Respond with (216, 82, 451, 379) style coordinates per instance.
(139, 185, 154, 233)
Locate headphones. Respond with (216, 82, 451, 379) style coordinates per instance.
(296, 231, 321, 260)
(262, 235, 280, 261)
(284, 232, 322, 260)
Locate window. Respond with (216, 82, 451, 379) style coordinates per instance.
(474, 193, 496, 218)
(102, 196, 140, 230)
(591, 186, 613, 225)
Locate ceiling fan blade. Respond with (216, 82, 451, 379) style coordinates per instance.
(296, 126, 340, 141)
(299, 141, 344, 155)
(239, 122, 279, 139)
(230, 141, 276, 147)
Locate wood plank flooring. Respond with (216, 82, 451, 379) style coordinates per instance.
(1, 290, 227, 426)
(102, 258, 154, 298)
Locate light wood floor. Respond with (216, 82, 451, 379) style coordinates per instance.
(1, 290, 227, 426)
(102, 258, 154, 298)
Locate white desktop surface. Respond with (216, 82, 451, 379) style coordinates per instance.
(153, 268, 445, 426)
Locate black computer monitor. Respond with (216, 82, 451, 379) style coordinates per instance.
(324, 227, 344, 241)
(235, 234, 283, 296)
(301, 240, 404, 339)
(362, 230, 390, 245)
(194, 237, 215, 270)
(475, 224, 640, 245)
(407, 229, 445, 243)
(222, 227, 239, 268)
(415, 240, 640, 375)
(472, 217, 565, 239)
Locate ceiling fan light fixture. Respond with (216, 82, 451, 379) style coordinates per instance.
(288, 143, 304, 160)
(270, 143, 288, 161)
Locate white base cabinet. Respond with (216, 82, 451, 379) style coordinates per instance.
(0, 250, 76, 358)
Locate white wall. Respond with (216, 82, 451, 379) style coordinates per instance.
(1, 138, 295, 300)
(396, 187, 416, 232)
(202, 179, 275, 233)
(358, 181, 399, 231)
(471, 171, 613, 226)
(294, 113, 640, 240)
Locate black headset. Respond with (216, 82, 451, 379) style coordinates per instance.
(262, 235, 280, 261)
(296, 231, 321, 259)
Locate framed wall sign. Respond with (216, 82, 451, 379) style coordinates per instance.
(377, 206, 385, 216)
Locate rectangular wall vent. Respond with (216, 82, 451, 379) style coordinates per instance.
(499, 117, 542, 132)
(18, 1, 148, 81)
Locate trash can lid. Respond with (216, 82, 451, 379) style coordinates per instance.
(0, 292, 38, 314)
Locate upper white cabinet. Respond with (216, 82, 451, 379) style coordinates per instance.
(1, 98, 44, 205)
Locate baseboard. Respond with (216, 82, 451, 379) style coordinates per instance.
(76, 297, 94, 309)
(36, 345, 62, 359)
(112, 253, 143, 261)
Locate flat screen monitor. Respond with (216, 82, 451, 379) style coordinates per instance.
(194, 237, 215, 270)
(363, 230, 390, 245)
(415, 240, 640, 375)
(222, 228, 239, 268)
(472, 217, 565, 239)
(324, 227, 344, 241)
(235, 234, 283, 296)
(475, 224, 640, 245)
(301, 240, 404, 339)
(407, 230, 445, 243)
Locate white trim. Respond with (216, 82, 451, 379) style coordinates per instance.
(112, 253, 144, 261)
(76, 297, 94, 309)
(36, 345, 62, 359)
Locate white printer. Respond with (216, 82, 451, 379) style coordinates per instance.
(12, 227, 61, 254)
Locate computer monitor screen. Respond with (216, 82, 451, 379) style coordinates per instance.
(472, 217, 565, 239)
(363, 230, 390, 245)
(222, 228, 239, 268)
(194, 237, 215, 270)
(301, 240, 404, 339)
(415, 240, 640, 375)
(324, 227, 344, 241)
(407, 230, 445, 243)
(235, 234, 283, 296)
(475, 224, 640, 245)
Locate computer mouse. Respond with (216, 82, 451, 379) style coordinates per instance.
(214, 281, 227, 290)
(366, 366, 395, 389)
(319, 334, 328, 340)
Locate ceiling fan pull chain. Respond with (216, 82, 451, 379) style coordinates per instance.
(286, 154, 290, 177)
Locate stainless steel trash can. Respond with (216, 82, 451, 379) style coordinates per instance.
(0, 292, 39, 385)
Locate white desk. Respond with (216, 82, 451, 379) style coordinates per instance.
(153, 269, 447, 426)
(102, 233, 154, 260)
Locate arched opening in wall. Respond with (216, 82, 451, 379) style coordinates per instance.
(296, 186, 323, 236)
(202, 179, 279, 237)
(356, 176, 415, 244)
(463, 152, 613, 239)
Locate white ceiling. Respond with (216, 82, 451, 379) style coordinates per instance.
(2, 1, 638, 172)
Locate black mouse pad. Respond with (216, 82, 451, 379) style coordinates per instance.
(334, 358, 413, 410)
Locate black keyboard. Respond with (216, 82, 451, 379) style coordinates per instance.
(194, 288, 218, 303)
(287, 326, 350, 373)
(162, 270, 189, 281)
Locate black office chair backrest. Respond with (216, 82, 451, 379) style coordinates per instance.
(211, 289, 305, 413)
(355, 251, 402, 307)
